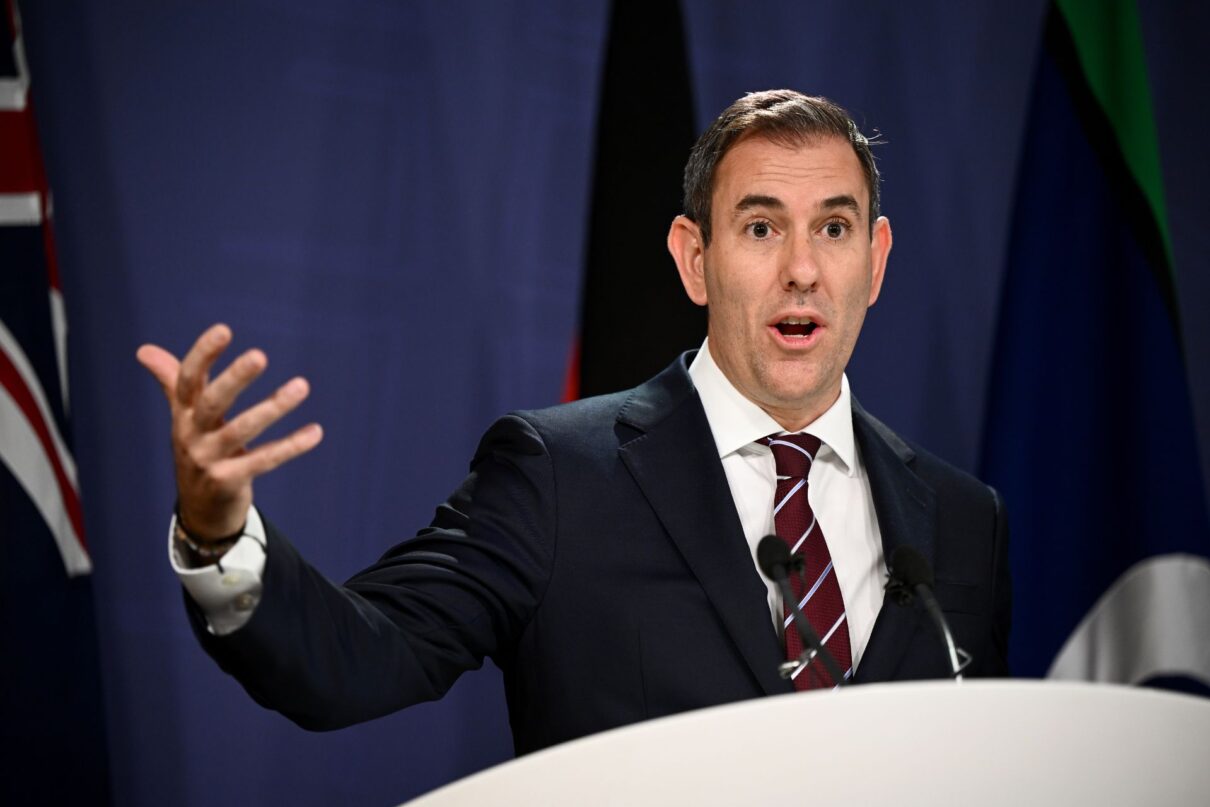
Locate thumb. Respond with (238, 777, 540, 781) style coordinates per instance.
(136, 344, 181, 401)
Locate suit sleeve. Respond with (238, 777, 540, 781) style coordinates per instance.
(186, 413, 556, 730)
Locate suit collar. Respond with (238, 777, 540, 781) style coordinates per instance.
(616, 357, 939, 690)
(850, 399, 938, 683)
(617, 353, 792, 697)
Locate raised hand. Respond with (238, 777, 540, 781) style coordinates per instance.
(136, 324, 323, 540)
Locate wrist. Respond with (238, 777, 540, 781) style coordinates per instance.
(174, 503, 246, 559)
(175, 499, 246, 541)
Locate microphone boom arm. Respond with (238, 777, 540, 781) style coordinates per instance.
(915, 583, 964, 681)
(773, 573, 849, 687)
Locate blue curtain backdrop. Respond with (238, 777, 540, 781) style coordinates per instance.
(16, 2, 1210, 804)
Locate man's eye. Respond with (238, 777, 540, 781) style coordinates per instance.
(750, 222, 771, 238)
(823, 221, 848, 239)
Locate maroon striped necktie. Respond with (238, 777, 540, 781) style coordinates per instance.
(765, 434, 853, 690)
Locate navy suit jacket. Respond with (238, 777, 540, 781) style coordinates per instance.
(192, 353, 1011, 755)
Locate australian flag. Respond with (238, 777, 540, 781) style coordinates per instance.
(1, 1, 111, 801)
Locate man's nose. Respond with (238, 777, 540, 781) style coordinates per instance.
(781, 236, 820, 292)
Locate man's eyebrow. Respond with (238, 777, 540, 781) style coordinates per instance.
(731, 194, 786, 217)
(820, 194, 863, 218)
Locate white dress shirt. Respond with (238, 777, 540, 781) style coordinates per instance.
(688, 339, 885, 670)
(175, 340, 887, 663)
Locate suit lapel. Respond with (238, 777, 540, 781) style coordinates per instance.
(850, 401, 938, 683)
(616, 356, 791, 697)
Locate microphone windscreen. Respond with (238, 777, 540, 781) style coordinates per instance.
(890, 545, 935, 588)
(757, 535, 790, 579)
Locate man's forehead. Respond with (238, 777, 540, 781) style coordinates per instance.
(729, 192, 863, 221)
(713, 133, 867, 209)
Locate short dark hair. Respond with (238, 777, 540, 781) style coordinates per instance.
(683, 90, 881, 245)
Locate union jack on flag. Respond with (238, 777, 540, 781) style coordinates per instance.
(0, 0, 88, 576)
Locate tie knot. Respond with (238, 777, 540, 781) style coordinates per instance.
(764, 433, 822, 479)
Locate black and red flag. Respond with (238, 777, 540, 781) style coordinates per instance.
(565, 0, 704, 400)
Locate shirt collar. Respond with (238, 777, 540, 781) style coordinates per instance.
(688, 338, 857, 476)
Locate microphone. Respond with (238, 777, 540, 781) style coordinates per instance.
(887, 545, 968, 680)
(757, 535, 848, 688)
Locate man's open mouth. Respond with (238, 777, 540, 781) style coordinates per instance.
(774, 317, 819, 338)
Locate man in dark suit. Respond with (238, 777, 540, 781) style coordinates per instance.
(138, 90, 1010, 755)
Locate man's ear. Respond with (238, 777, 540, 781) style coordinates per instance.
(667, 215, 708, 307)
(867, 215, 892, 307)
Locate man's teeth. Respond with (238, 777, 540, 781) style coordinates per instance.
(775, 318, 818, 338)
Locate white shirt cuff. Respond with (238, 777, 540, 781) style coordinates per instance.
(169, 505, 268, 636)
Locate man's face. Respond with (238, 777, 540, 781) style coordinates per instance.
(669, 134, 892, 430)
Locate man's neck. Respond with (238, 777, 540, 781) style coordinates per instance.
(688, 341, 856, 466)
(761, 388, 842, 433)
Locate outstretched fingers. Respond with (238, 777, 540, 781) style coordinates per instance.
(194, 347, 268, 429)
(138, 324, 325, 539)
(176, 323, 233, 408)
(210, 376, 312, 454)
(215, 421, 324, 482)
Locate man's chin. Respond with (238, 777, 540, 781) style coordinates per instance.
(753, 376, 840, 424)
(761, 371, 830, 402)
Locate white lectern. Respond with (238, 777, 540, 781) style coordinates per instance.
(403, 681, 1210, 806)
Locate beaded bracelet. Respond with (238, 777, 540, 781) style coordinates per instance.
(173, 505, 245, 560)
